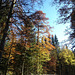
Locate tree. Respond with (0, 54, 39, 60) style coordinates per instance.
(29, 11, 50, 44)
(0, 7, 55, 74)
(57, 47, 75, 75)
(47, 35, 59, 74)
(53, 0, 75, 49)
(3, 36, 55, 75)
(0, 0, 45, 74)
(0, 0, 44, 60)
(0, 0, 15, 60)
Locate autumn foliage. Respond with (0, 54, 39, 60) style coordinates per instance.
(0, 0, 75, 75)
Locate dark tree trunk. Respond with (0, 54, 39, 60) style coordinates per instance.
(0, 0, 14, 60)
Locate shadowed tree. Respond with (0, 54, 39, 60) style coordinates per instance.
(53, 0, 75, 49)
(0, 0, 15, 61)
(0, 0, 44, 60)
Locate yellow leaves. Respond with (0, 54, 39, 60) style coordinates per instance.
(59, 48, 74, 64)
(30, 43, 51, 62)
(40, 47, 49, 55)
(31, 35, 56, 62)
(7, 71, 13, 75)
(26, 44, 30, 50)
(71, 59, 75, 65)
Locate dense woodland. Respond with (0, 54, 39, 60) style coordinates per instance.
(0, 0, 75, 75)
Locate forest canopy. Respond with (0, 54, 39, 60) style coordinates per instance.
(0, 0, 75, 75)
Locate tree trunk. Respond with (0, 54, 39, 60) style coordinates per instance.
(0, 0, 14, 60)
(37, 25, 39, 44)
(22, 61, 24, 75)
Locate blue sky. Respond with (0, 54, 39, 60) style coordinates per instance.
(38, 0, 70, 44)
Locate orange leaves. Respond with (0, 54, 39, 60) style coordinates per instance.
(41, 36, 55, 50)
(48, 57, 56, 66)
(52, 35, 53, 37)
(35, 11, 44, 14)
(11, 47, 21, 55)
(15, 51, 21, 55)
(31, 11, 49, 25)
